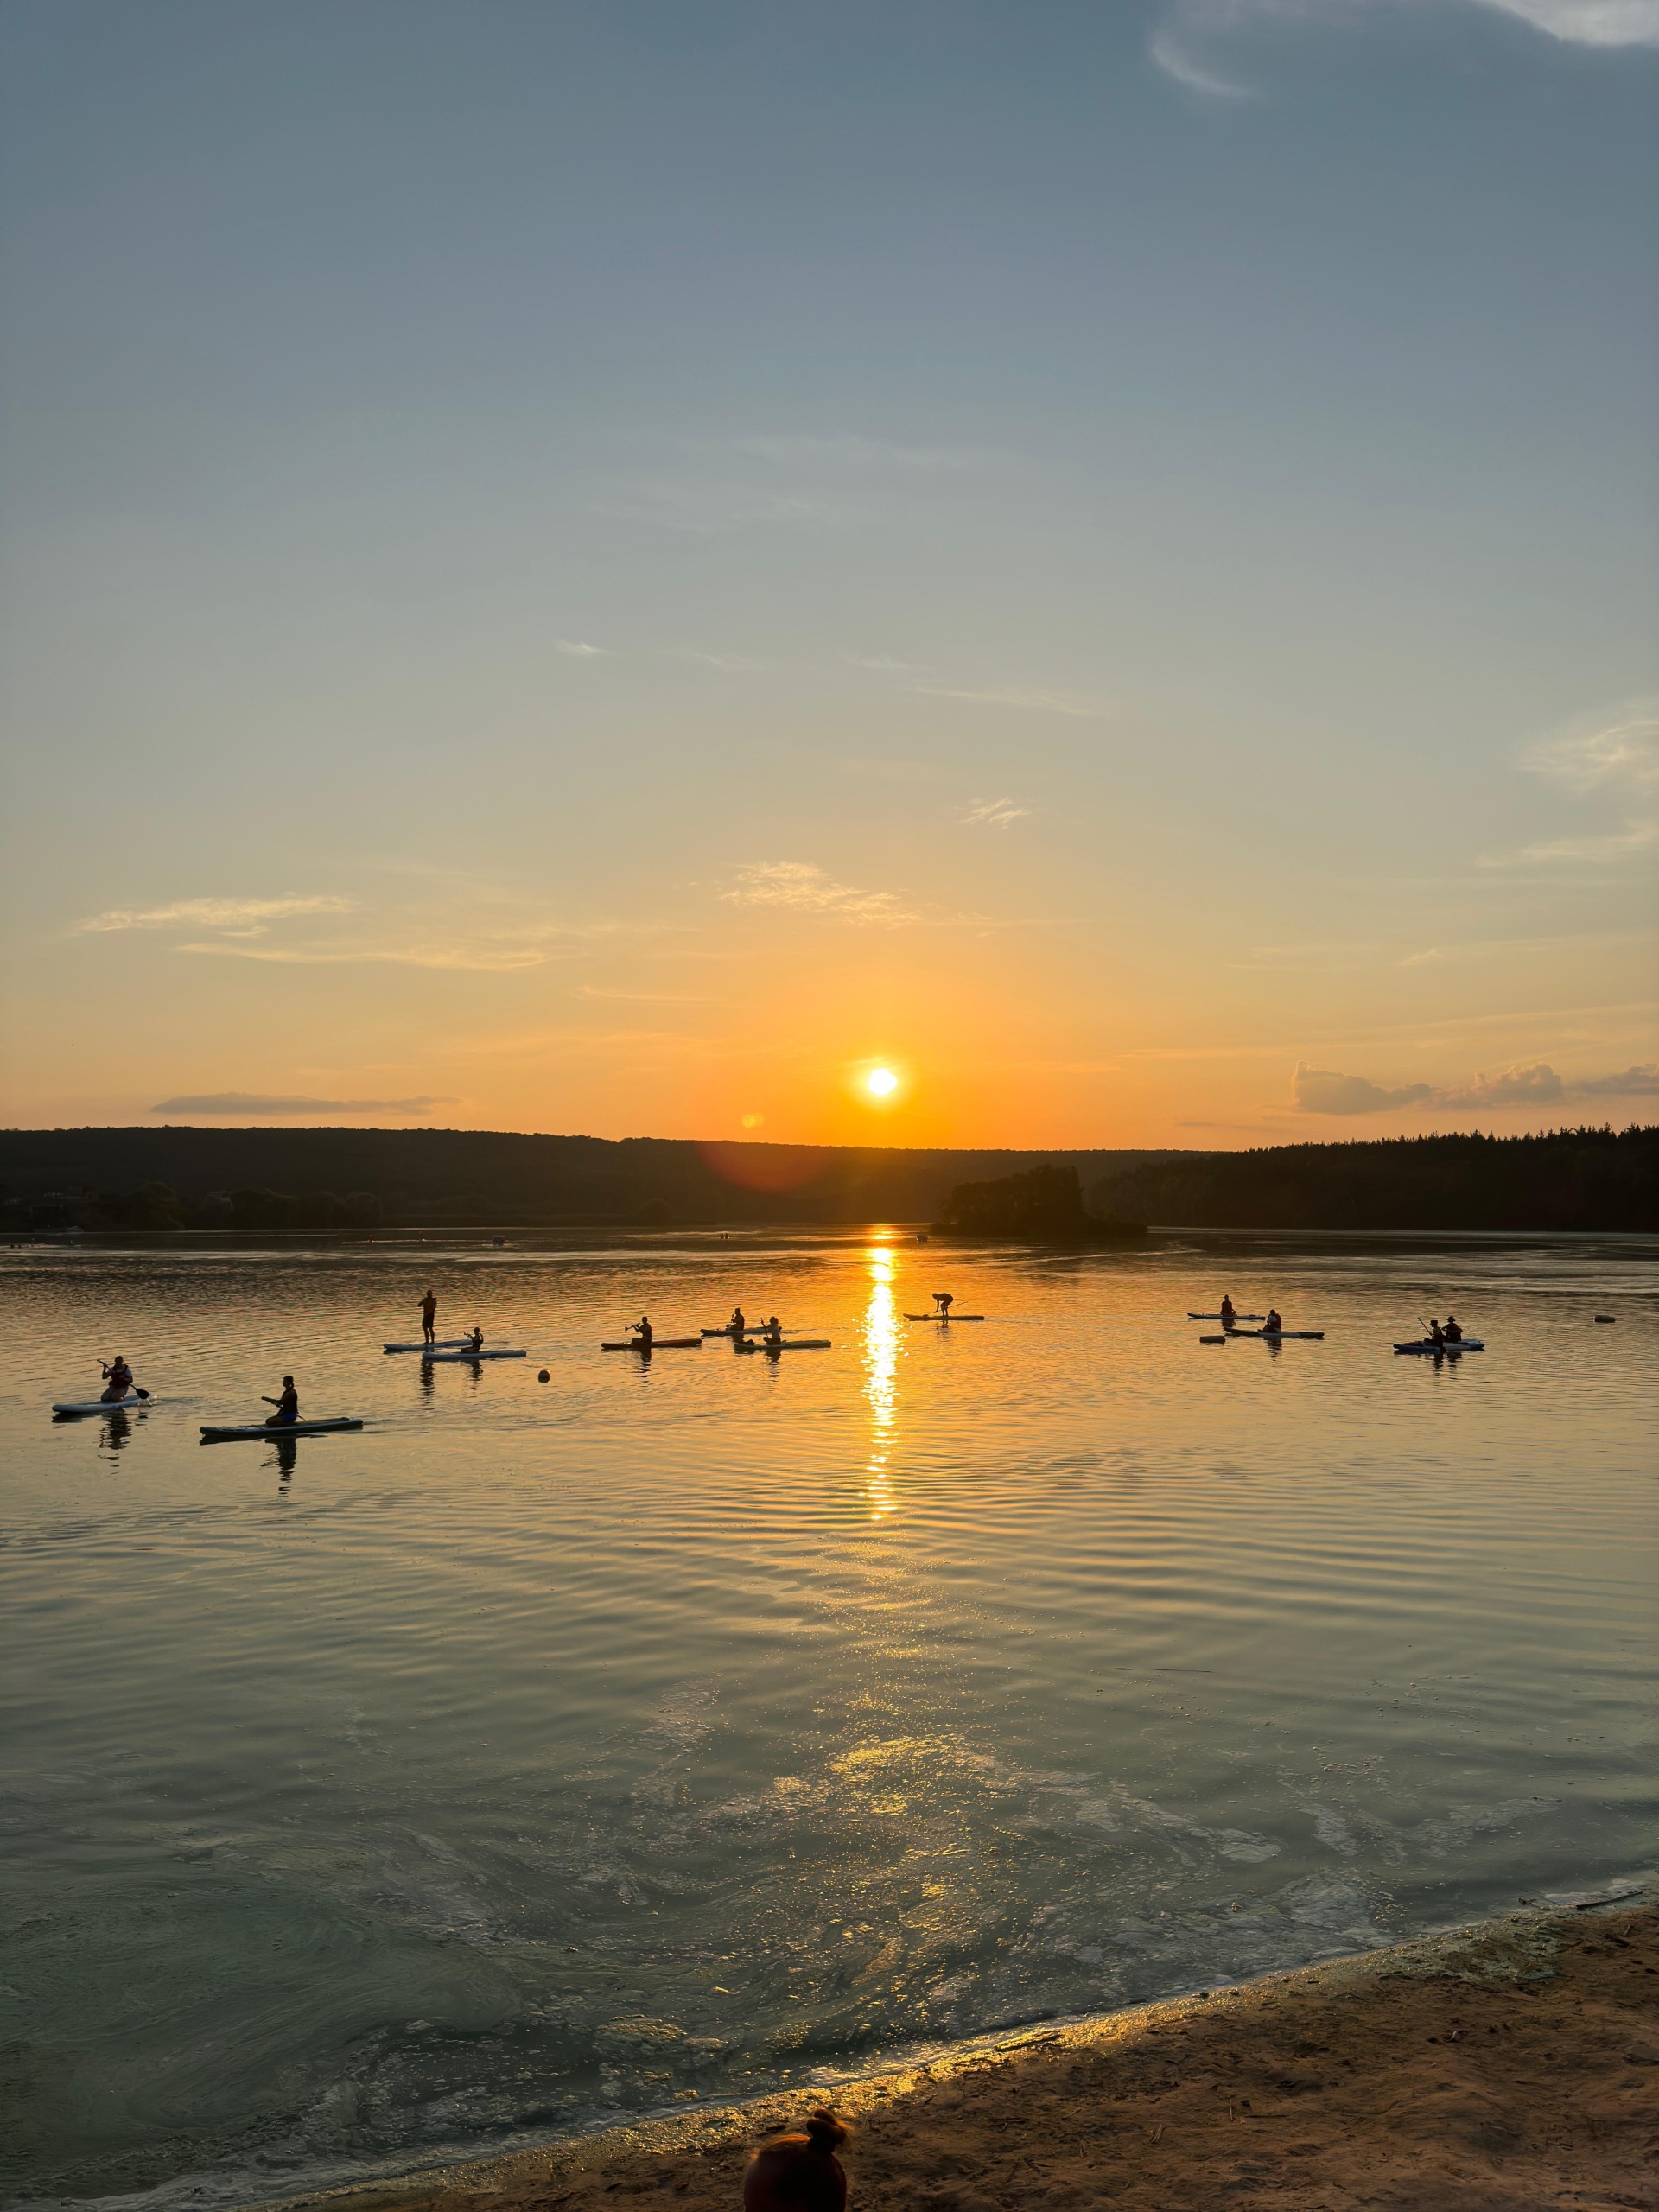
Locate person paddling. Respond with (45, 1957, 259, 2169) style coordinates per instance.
(1263, 1307, 1283, 1335)
(932, 1290, 955, 1318)
(99, 1356, 134, 1403)
(461, 1325, 485, 1354)
(1443, 1312, 1463, 1343)
(1426, 1318, 1446, 1348)
(728, 1306, 747, 1336)
(761, 1313, 784, 1346)
(420, 1288, 439, 1345)
(631, 1314, 654, 1350)
(1219, 1294, 1236, 1327)
(263, 1376, 300, 1427)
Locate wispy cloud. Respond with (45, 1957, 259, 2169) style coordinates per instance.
(1524, 702, 1659, 791)
(575, 985, 721, 1005)
(1478, 822, 1656, 868)
(175, 938, 559, 971)
(912, 685, 1104, 719)
(678, 649, 765, 672)
(1149, 25, 1257, 97)
(556, 639, 613, 658)
(721, 861, 921, 925)
(1150, 0, 1659, 106)
(75, 894, 352, 936)
(960, 797, 1032, 829)
(150, 1091, 453, 1116)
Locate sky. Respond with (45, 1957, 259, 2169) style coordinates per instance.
(1, 0, 1656, 1150)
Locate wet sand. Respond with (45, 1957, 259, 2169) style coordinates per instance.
(278, 1892, 1656, 2212)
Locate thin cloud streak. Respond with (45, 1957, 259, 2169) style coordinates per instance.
(960, 798, 1032, 829)
(721, 861, 922, 926)
(75, 895, 353, 935)
(150, 1091, 454, 1116)
(912, 685, 1104, 719)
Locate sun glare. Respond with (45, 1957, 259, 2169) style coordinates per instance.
(867, 1067, 899, 1096)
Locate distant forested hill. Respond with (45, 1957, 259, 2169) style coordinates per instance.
(0, 1126, 1177, 1232)
(1090, 1127, 1658, 1234)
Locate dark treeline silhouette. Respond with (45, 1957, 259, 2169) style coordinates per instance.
(0, 1127, 1173, 1233)
(1090, 1126, 1658, 1233)
(933, 1162, 1147, 1240)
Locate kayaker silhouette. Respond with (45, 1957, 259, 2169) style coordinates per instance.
(744, 2110, 848, 2212)
(420, 1288, 438, 1344)
(262, 1376, 300, 1427)
(631, 1315, 653, 1350)
(462, 1326, 484, 1353)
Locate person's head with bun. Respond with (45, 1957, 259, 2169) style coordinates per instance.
(741, 2108, 849, 2212)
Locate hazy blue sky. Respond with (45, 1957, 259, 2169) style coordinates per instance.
(2, 0, 1654, 1144)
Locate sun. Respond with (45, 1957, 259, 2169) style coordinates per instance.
(866, 1067, 899, 1096)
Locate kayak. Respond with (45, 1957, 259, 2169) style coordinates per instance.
(1187, 1312, 1264, 1320)
(601, 1338, 702, 1351)
(735, 1338, 831, 1352)
(904, 1313, 986, 1322)
(385, 1339, 474, 1352)
(422, 1347, 526, 1361)
(1229, 1329, 1325, 1340)
(1395, 1338, 1484, 1355)
(200, 1418, 365, 1440)
(54, 1393, 149, 1415)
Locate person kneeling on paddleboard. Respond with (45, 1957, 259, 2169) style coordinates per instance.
(100, 1356, 134, 1402)
(728, 1306, 747, 1336)
(463, 1326, 484, 1353)
(1442, 1313, 1463, 1342)
(631, 1315, 653, 1350)
(1263, 1308, 1283, 1335)
(263, 1376, 300, 1427)
(762, 1314, 783, 1346)
(1219, 1295, 1236, 1327)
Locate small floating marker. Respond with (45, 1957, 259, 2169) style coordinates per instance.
(537, 1369, 550, 1382)
(1199, 1334, 1227, 1344)
(1594, 1314, 1616, 1324)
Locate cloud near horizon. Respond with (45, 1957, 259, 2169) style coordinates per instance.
(150, 1092, 454, 1116)
(1294, 1058, 1659, 1115)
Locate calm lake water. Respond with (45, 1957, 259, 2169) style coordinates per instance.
(3, 1230, 1654, 2207)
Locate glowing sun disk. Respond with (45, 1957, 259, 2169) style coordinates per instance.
(867, 1067, 899, 1096)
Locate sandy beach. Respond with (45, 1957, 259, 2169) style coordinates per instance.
(272, 1889, 1656, 2212)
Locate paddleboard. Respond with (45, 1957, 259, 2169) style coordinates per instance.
(1229, 1329, 1325, 1340)
(53, 1393, 149, 1415)
(904, 1313, 986, 1322)
(1394, 1338, 1484, 1355)
(601, 1338, 702, 1351)
(1187, 1313, 1264, 1320)
(385, 1339, 473, 1352)
(735, 1338, 831, 1352)
(421, 1349, 527, 1362)
(200, 1417, 365, 1440)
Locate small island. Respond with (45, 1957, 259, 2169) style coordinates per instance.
(931, 1162, 1147, 1242)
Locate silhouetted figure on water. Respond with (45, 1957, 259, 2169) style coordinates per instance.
(263, 1376, 299, 1427)
(420, 1288, 438, 1344)
(744, 2110, 848, 2212)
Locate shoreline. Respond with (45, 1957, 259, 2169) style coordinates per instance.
(257, 1881, 1656, 2212)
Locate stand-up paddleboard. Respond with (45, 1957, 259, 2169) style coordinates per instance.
(601, 1337, 702, 1351)
(200, 1417, 365, 1440)
(1229, 1329, 1325, 1340)
(54, 1393, 150, 1415)
(1394, 1338, 1484, 1355)
(385, 1339, 473, 1352)
(421, 1348, 527, 1362)
(904, 1313, 986, 1322)
(735, 1338, 831, 1353)
(700, 1324, 806, 1337)
(1188, 1313, 1264, 1320)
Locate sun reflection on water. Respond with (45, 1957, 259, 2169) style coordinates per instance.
(861, 1244, 899, 1520)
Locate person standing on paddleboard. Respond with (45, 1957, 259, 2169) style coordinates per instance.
(420, 1288, 438, 1345)
(932, 1290, 954, 1317)
(262, 1376, 300, 1427)
(99, 1356, 133, 1402)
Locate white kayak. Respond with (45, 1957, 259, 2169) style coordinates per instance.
(54, 1393, 150, 1415)
(421, 1347, 526, 1362)
(385, 1338, 474, 1353)
(200, 1417, 365, 1440)
(1395, 1338, 1484, 1355)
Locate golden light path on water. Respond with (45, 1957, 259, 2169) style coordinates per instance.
(861, 1241, 899, 1522)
